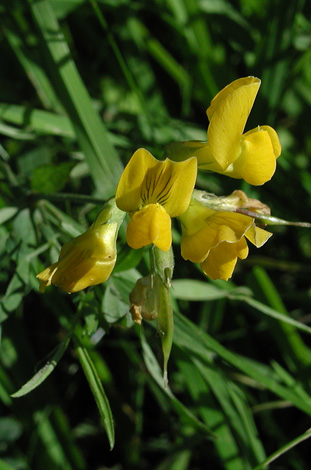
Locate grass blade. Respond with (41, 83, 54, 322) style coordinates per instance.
(73, 335, 115, 449)
(29, 0, 123, 196)
(140, 327, 215, 436)
(173, 311, 311, 414)
(253, 427, 311, 470)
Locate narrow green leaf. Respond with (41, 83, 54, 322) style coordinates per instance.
(172, 279, 228, 301)
(29, 0, 123, 196)
(173, 311, 311, 414)
(3, 21, 63, 112)
(34, 408, 75, 469)
(189, 356, 265, 465)
(0, 103, 75, 138)
(0, 122, 34, 140)
(177, 357, 246, 470)
(73, 336, 115, 449)
(11, 338, 70, 398)
(0, 103, 129, 147)
(128, 18, 191, 91)
(253, 427, 311, 470)
(230, 294, 311, 336)
(251, 266, 311, 370)
(140, 328, 215, 436)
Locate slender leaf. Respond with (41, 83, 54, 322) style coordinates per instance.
(172, 279, 229, 301)
(29, 0, 123, 196)
(173, 311, 311, 414)
(73, 335, 115, 449)
(230, 294, 311, 336)
(253, 427, 311, 470)
(140, 327, 215, 436)
(11, 338, 70, 398)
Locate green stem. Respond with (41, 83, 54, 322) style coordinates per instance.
(149, 246, 174, 388)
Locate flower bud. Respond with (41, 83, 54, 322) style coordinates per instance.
(37, 198, 125, 293)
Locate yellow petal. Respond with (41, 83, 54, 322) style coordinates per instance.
(116, 148, 158, 213)
(206, 77, 261, 120)
(200, 238, 249, 280)
(206, 77, 261, 169)
(116, 148, 197, 217)
(226, 127, 279, 185)
(41, 229, 117, 293)
(150, 157, 197, 217)
(126, 203, 172, 251)
(260, 125, 282, 159)
(180, 210, 254, 263)
(52, 256, 116, 293)
(245, 225, 272, 247)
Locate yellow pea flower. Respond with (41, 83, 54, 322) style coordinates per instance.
(115, 148, 197, 251)
(166, 77, 281, 185)
(178, 191, 272, 280)
(36, 198, 125, 293)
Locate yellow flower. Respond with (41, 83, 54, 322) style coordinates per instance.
(178, 192, 272, 280)
(166, 77, 281, 185)
(115, 148, 197, 251)
(36, 198, 125, 293)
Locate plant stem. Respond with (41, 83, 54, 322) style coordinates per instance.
(149, 246, 174, 388)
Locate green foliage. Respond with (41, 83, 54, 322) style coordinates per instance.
(0, 0, 310, 469)
(31, 162, 76, 194)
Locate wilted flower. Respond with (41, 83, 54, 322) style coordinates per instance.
(166, 77, 281, 185)
(129, 274, 158, 325)
(37, 198, 125, 293)
(178, 190, 272, 280)
(115, 148, 197, 251)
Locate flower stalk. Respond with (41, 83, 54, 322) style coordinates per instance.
(149, 245, 174, 388)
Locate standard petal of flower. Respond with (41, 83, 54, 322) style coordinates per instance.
(116, 148, 159, 212)
(207, 77, 261, 169)
(225, 127, 280, 185)
(200, 238, 249, 280)
(157, 158, 197, 217)
(245, 225, 273, 247)
(126, 204, 172, 251)
(206, 77, 261, 120)
(116, 149, 197, 217)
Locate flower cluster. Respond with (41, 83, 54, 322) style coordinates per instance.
(37, 76, 281, 292)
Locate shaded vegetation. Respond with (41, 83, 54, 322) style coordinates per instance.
(0, 0, 311, 469)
